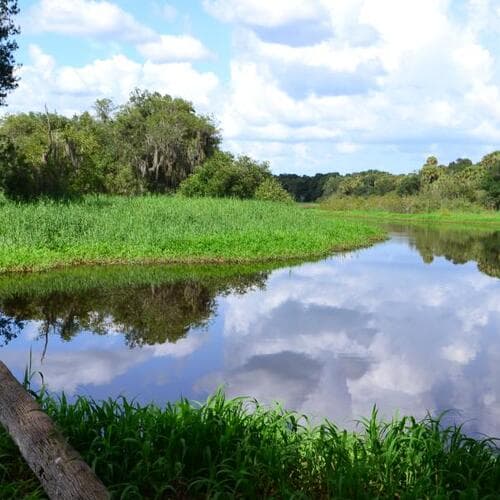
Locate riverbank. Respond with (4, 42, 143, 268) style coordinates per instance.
(0, 196, 385, 273)
(2, 390, 499, 498)
(319, 208, 500, 228)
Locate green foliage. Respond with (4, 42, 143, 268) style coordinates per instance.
(447, 157, 472, 172)
(280, 153, 497, 212)
(0, 0, 19, 106)
(425, 155, 438, 167)
(419, 156, 443, 187)
(0, 113, 84, 200)
(254, 177, 293, 203)
(479, 150, 500, 170)
(0, 426, 43, 499)
(0, 195, 384, 272)
(397, 173, 420, 195)
(319, 154, 498, 212)
(0, 90, 220, 200)
(482, 158, 500, 210)
(1, 83, 497, 212)
(321, 174, 342, 198)
(321, 193, 491, 214)
(179, 151, 272, 199)
(0, 138, 36, 201)
(1, 390, 500, 498)
(276, 172, 334, 202)
(114, 89, 220, 193)
(328, 170, 398, 197)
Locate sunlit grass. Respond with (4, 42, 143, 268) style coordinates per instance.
(327, 210, 500, 228)
(0, 195, 385, 273)
(1, 390, 499, 498)
(321, 194, 500, 224)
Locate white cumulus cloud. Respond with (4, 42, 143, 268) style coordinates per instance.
(203, 0, 324, 27)
(9, 45, 220, 115)
(27, 0, 156, 42)
(137, 34, 212, 63)
(211, 0, 500, 172)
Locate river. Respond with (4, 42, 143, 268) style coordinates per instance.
(1, 224, 499, 436)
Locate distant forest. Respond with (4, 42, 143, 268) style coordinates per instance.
(277, 155, 500, 210)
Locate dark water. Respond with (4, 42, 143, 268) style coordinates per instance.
(1, 225, 499, 435)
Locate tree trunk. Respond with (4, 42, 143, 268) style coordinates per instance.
(0, 361, 109, 500)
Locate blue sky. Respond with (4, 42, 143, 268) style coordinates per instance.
(8, 0, 500, 174)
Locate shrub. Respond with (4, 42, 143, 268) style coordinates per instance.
(397, 174, 420, 196)
(482, 159, 500, 209)
(0, 138, 38, 201)
(179, 151, 271, 199)
(254, 178, 293, 203)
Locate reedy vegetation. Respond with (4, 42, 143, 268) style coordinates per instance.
(1, 389, 500, 499)
(0, 195, 384, 272)
(319, 205, 500, 227)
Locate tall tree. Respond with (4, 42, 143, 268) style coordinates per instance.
(419, 156, 442, 186)
(115, 89, 220, 193)
(0, 0, 20, 105)
(482, 158, 500, 209)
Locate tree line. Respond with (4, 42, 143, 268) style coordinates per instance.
(0, 90, 291, 202)
(0, 89, 497, 208)
(277, 155, 500, 210)
(0, 3, 498, 209)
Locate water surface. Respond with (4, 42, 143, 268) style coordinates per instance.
(1, 224, 499, 435)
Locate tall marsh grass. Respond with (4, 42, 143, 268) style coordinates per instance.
(0, 195, 384, 272)
(1, 390, 499, 498)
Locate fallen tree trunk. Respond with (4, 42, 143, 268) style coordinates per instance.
(0, 361, 109, 500)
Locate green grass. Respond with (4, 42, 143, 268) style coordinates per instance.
(320, 208, 500, 228)
(321, 194, 500, 227)
(1, 390, 500, 499)
(0, 195, 385, 273)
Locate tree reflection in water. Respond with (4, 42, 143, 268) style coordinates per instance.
(0, 226, 498, 354)
(0, 266, 270, 351)
(394, 225, 499, 278)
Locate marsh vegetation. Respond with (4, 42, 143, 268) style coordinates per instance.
(2, 389, 500, 499)
(0, 195, 384, 272)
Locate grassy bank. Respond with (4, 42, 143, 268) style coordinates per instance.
(321, 209, 500, 228)
(1, 391, 499, 499)
(0, 196, 384, 273)
(321, 195, 500, 226)
(320, 197, 500, 228)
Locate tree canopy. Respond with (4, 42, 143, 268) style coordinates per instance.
(0, 0, 19, 105)
(115, 89, 220, 193)
(0, 83, 498, 210)
(0, 90, 220, 200)
(179, 150, 290, 201)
